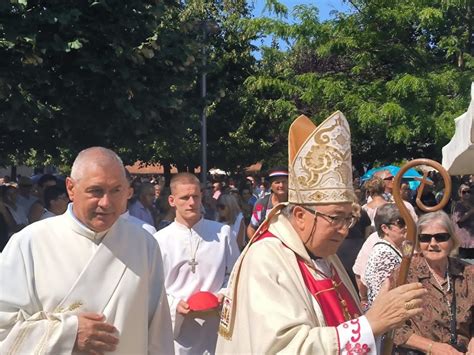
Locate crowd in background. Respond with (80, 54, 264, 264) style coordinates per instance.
(0, 167, 271, 251)
(0, 164, 473, 353)
(0, 173, 69, 249)
(1, 167, 473, 258)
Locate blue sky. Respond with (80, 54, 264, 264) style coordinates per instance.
(250, 1, 352, 56)
(252, 0, 352, 22)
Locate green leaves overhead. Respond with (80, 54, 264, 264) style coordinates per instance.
(0, 0, 472, 172)
(238, 0, 473, 167)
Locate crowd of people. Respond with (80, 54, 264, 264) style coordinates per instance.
(0, 111, 472, 354)
(0, 173, 69, 249)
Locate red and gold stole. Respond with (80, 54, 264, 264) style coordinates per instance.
(256, 231, 360, 326)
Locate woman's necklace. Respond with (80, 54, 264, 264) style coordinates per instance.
(426, 259, 461, 347)
(188, 230, 201, 273)
(426, 259, 451, 293)
(425, 259, 453, 332)
(425, 258, 453, 326)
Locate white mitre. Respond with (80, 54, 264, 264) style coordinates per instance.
(288, 111, 354, 205)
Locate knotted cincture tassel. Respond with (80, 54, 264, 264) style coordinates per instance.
(381, 159, 452, 355)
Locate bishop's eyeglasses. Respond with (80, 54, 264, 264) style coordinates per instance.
(302, 206, 356, 230)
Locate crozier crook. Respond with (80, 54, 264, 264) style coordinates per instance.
(382, 158, 452, 355)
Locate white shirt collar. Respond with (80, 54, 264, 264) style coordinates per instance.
(66, 203, 110, 243)
(172, 217, 204, 232)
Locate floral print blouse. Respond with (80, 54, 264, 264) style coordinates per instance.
(394, 255, 474, 350)
(364, 239, 402, 307)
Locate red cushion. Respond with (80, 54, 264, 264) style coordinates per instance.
(187, 291, 219, 311)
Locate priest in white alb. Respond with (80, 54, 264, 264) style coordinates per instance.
(154, 173, 240, 354)
(0, 147, 173, 354)
(216, 111, 428, 354)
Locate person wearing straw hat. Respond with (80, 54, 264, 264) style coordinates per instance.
(216, 111, 427, 354)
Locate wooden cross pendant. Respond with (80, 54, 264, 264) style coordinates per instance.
(188, 258, 198, 273)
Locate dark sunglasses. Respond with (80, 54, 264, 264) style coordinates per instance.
(419, 233, 451, 243)
(388, 218, 406, 229)
(461, 189, 471, 195)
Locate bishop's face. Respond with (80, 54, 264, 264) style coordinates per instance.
(294, 203, 353, 258)
(169, 182, 202, 227)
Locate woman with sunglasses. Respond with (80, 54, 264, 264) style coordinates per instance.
(451, 184, 474, 260)
(394, 211, 473, 354)
(364, 203, 406, 308)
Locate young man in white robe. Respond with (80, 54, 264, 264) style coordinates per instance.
(0, 147, 174, 354)
(216, 112, 427, 354)
(154, 172, 240, 354)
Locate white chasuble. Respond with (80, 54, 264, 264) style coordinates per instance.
(154, 218, 240, 355)
(0, 205, 174, 354)
(216, 211, 376, 354)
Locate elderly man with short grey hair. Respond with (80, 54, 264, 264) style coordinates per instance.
(0, 147, 173, 354)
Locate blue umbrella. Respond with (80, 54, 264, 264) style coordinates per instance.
(361, 165, 425, 190)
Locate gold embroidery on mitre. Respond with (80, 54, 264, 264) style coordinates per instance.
(289, 111, 353, 204)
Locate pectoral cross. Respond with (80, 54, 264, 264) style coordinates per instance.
(188, 258, 198, 273)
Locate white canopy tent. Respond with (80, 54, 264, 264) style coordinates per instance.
(442, 83, 474, 175)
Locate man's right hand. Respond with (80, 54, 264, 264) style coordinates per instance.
(177, 300, 191, 315)
(365, 281, 427, 337)
(74, 312, 119, 355)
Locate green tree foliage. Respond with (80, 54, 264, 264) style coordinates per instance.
(0, 0, 256, 173)
(0, 0, 192, 166)
(239, 0, 474, 168)
(1, 0, 472, 172)
(146, 0, 258, 172)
